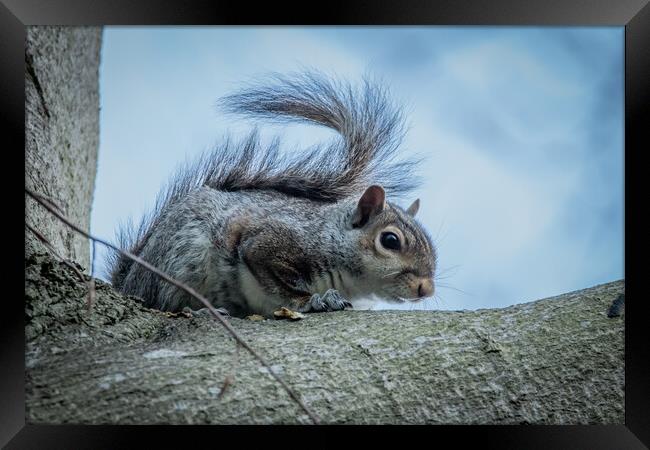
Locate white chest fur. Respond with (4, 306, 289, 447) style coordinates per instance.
(239, 265, 378, 315)
(309, 270, 374, 302)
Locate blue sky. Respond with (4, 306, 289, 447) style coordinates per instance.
(92, 26, 624, 311)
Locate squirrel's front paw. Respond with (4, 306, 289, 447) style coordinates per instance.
(299, 289, 353, 313)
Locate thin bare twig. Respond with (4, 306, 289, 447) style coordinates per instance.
(26, 191, 65, 215)
(25, 187, 320, 424)
(26, 222, 86, 283)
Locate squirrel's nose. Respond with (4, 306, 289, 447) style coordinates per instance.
(417, 279, 434, 298)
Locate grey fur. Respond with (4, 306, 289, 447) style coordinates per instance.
(107, 71, 436, 317)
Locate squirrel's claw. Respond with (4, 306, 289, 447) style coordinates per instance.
(300, 289, 352, 313)
(182, 306, 231, 318)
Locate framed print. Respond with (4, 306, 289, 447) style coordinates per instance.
(4, 0, 648, 447)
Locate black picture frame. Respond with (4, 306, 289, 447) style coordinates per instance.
(3, 0, 647, 447)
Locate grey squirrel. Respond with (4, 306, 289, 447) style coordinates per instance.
(107, 71, 437, 318)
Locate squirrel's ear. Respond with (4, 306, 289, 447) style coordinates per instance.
(406, 198, 420, 217)
(352, 185, 385, 228)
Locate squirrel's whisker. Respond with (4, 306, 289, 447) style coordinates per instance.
(436, 282, 472, 297)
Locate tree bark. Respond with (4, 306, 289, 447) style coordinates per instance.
(25, 26, 102, 270)
(25, 251, 624, 424)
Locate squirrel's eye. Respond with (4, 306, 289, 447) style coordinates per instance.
(380, 232, 401, 251)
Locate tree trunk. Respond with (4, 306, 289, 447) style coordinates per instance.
(25, 26, 102, 270)
(25, 251, 624, 424)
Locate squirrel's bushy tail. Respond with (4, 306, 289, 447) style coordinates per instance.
(108, 71, 421, 288)
(215, 70, 421, 201)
